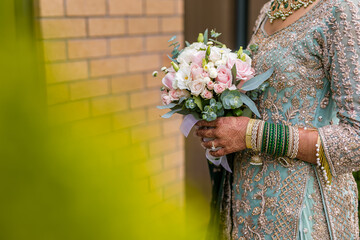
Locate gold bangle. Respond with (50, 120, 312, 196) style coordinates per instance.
(257, 121, 265, 152)
(290, 127, 300, 159)
(246, 119, 256, 149)
(251, 120, 261, 151)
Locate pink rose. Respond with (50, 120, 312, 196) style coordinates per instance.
(201, 72, 209, 78)
(191, 51, 206, 66)
(162, 67, 176, 90)
(216, 65, 233, 88)
(190, 63, 204, 80)
(207, 81, 214, 90)
(169, 89, 190, 101)
(214, 83, 227, 94)
(188, 80, 205, 97)
(227, 59, 255, 81)
(161, 93, 172, 105)
(201, 88, 213, 99)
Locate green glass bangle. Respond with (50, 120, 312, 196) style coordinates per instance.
(267, 123, 276, 155)
(279, 125, 285, 156)
(275, 124, 283, 156)
(262, 122, 269, 153)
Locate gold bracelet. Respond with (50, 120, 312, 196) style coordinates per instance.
(290, 127, 300, 159)
(257, 121, 265, 152)
(251, 120, 261, 151)
(246, 119, 256, 149)
(316, 135, 332, 189)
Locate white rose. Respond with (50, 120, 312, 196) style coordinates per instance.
(223, 52, 237, 65)
(209, 46, 222, 62)
(202, 77, 211, 84)
(209, 68, 218, 79)
(188, 79, 206, 97)
(189, 42, 206, 50)
(243, 53, 252, 66)
(174, 65, 192, 90)
(177, 48, 197, 65)
(215, 59, 226, 67)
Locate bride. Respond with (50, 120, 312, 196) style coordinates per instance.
(196, 0, 360, 239)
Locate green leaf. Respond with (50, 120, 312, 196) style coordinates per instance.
(168, 35, 177, 42)
(169, 41, 179, 47)
(233, 108, 243, 116)
(240, 93, 261, 118)
(204, 29, 208, 44)
(185, 41, 191, 47)
(157, 103, 177, 109)
(240, 67, 274, 91)
(243, 49, 251, 56)
(242, 107, 253, 118)
(231, 64, 237, 85)
(209, 38, 225, 47)
(210, 29, 222, 38)
(161, 108, 183, 118)
(194, 96, 203, 111)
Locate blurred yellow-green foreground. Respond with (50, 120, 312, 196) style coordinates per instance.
(0, 1, 209, 239)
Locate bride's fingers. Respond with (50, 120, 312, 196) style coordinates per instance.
(201, 139, 223, 149)
(196, 128, 216, 138)
(209, 148, 227, 157)
(196, 120, 217, 128)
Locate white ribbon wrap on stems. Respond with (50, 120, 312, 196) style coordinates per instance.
(179, 114, 232, 173)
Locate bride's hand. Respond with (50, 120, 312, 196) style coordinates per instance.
(195, 116, 250, 157)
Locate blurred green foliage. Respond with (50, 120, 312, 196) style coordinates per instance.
(0, 1, 210, 239)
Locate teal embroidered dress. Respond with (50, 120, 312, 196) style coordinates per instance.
(210, 0, 360, 239)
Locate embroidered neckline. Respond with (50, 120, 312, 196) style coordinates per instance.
(260, 0, 324, 37)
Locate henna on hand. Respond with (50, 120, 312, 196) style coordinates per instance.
(195, 117, 250, 157)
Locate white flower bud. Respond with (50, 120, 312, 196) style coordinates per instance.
(152, 71, 158, 77)
(209, 69, 218, 79)
(161, 67, 167, 72)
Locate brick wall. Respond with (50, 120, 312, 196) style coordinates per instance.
(38, 0, 185, 207)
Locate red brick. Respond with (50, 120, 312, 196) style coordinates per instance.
(39, 0, 64, 17)
(91, 95, 128, 116)
(131, 122, 162, 143)
(68, 39, 107, 59)
(149, 136, 177, 156)
(66, 0, 106, 16)
(111, 74, 144, 94)
(89, 18, 126, 37)
(163, 150, 184, 169)
(109, 0, 143, 15)
(145, 0, 176, 15)
(130, 89, 161, 109)
(110, 37, 143, 55)
(40, 19, 86, 39)
(90, 57, 127, 77)
(113, 109, 147, 130)
(46, 61, 88, 83)
(128, 17, 159, 35)
(70, 78, 109, 100)
(128, 54, 160, 73)
(160, 16, 183, 33)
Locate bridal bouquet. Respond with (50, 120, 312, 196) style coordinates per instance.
(153, 30, 273, 172)
(154, 30, 273, 122)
